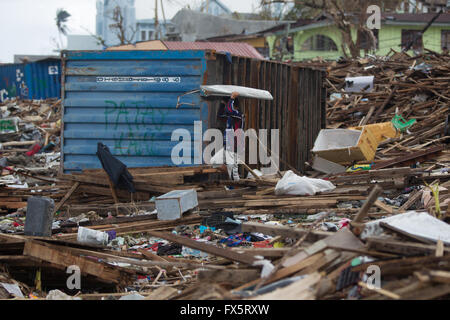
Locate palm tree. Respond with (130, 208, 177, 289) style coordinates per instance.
(55, 8, 71, 50)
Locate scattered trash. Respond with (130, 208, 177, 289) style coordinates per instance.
(275, 170, 336, 196)
(0, 50, 448, 301)
(77, 227, 109, 247)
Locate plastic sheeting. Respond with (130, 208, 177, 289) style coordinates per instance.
(200, 85, 273, 100)
(361, 211, 450, 245)
(275, 170, 336, 196)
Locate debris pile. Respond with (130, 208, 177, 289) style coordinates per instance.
(0, 51, 449, 300)
(325, 50, 449, 157)
(0, 98, 61, 234)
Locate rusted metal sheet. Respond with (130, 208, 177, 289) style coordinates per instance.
(163, 41, 265, 60)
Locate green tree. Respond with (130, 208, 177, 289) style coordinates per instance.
(262, 0, 403, 58)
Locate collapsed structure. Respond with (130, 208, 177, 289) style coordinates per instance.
(0, 49, 448, 300)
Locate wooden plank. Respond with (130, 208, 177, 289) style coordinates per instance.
(56, 215, 203, 239)
(232, 248, 290, 258)
(146, 230, 258, 265)
(53, 182, 80, 213)
(400, 284, 450, 300)
(241, 222, 332, 242)
(39, 240, 226, 271)
(352, 255, 450, 276)
(243, 198, 337, 208)
(197, 269, 260, 285)
(0, 255, 50, 267)
(374, 200, 396, 214)
(367, 237, 450, 256)
(358, 281, 400, 300)
(371, 145, 444, 170)
(351, 185, 383, 235)
(234, 252, 325, 292)
(23, 240, 132, 284)
(249, 272, 321, 300)
(60, 174, 173, 193)
(399, 189, 423, 212)
(0, 202, 27, 209)
(137, 248, 170, 263)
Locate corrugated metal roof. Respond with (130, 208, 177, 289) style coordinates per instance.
(381, 13, 450, 24)
(107, 40, 168, 51)
(163, 41, 265, 60)
(265, 13, 450, 35)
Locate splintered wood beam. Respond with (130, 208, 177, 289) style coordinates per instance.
(353, 185, 383, 224)
(371, 145, 444, 170)
(197, 269, 260, 285)
(233, 252, 325, 291)
(243, 199, 337, 208)
(146, 230, 259, 265)
(374, 200, 396, 214)
(241, 222, 332, 242)
(53, 181, 80, 213)
(358, 281, 400, 300)
(232, 248, 290, 258)
(399, 189, 423, 212)
(23, 240, 132, 284)
(0, 255, 50, 267)
(366, 237, 450, 256)
(106, 176, 119, 204)
(55, 215, 203, 239)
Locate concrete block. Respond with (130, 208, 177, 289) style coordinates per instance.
(24, 196, 55, 237)
(156, 189, 198, 221)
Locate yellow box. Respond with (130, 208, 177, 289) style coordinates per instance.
(312, 127, 379, 164)
(350, 122, 399, 144)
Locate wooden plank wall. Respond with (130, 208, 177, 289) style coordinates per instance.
(206, 54, 326, 173)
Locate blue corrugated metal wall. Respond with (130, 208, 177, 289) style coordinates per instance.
(62, 50, 209, 172)
(24, 59, 61, 100)
(0, 63, 27, 102)
(0, 60, 61, 102)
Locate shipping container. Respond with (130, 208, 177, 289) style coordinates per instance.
(24, 58, 61, 100)
(0, 63, 27, 102)
(61, 50, 326, 173)
(0, 58, 61, 102)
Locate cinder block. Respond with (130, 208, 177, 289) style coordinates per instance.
(24, 196, 55, 237)
(156, 189, 198, 221)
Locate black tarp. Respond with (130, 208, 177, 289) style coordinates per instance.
(96, 142, 136, 193)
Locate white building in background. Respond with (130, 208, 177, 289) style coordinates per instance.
(197, 0, 232, 16)
(66, 35, 103, 51)
(136, 19, 180, 42)
(96, 0, 137, 47)
(398, 0, 449, 13)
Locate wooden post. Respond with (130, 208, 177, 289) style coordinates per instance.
(352, 184, 383, 235)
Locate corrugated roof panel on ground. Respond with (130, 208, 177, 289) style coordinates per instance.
(61, 50, 209, 173)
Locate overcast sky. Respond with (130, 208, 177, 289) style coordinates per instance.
(0, 0, 262, 63)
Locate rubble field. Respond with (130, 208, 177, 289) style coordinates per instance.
(0, 50, 449, 300)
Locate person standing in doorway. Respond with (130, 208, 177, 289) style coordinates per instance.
(217, 91, 244, 180)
